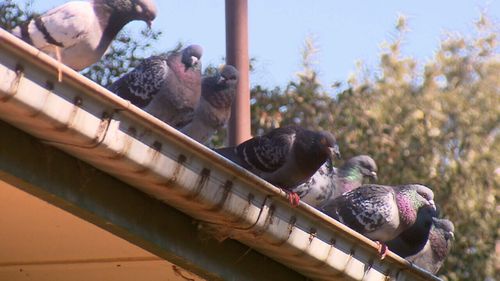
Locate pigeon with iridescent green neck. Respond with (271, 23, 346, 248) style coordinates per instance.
(291, 155, 377, 208)
(321, 183, 436, 259)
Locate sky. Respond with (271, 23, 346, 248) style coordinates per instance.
(24, 0, 499, 91)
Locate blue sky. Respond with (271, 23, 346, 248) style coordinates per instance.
(25, 1, 499, 90)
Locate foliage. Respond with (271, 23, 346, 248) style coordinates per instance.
(251, 15, 499, 281)
(0, 0, 34, 30)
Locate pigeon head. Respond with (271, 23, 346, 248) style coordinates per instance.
(201, 65, 239, 108)
(132, 0, 157, 27)
(430, 218, 454, 259)
(345, 155, 378, 181)
(317, 131, 341, 161)
(396, 184, 436, 227)
(433, 218, 455, 241)
(218, 65, 239, 87)
(104, 0, 157, 26)
(181, 44, 203, 70)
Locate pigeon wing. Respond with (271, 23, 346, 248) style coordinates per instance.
(109, 56, 169, 108)
(324, 185, 394, 234)
(13, 2, 94, 51)
(235, 129, 293, 173)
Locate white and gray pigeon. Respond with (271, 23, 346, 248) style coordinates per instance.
(215, 125, 341, 206)
(109, 45, 203, 127)
(179, 65, 239, 144)
(386, 204, 438, 257)
(11, 0, 157, 70)
(292, 155, 378, 208)
(406, 218, 454, 274)
(321, 184, 436, 258)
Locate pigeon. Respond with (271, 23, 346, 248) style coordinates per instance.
(386, 204, 438, 257)
(321, 184, 436, 258)
(179, 65, 239, 144)
(292, 155, 377, 208)
(11, 0, 157, 71)
(109, 45, 203, 127)
(215, 125, 341, 206)
(406, 218, 454, 274)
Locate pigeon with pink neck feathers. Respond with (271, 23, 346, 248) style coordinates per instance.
(180, 65, 239, 144)
(109, 44, 203, 128)
(321, 183, 436, 259)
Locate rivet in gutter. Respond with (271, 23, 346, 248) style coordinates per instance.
(186, 168, 210, 199)
(384, 268, 395, 281)
(164, 154, 187, 187)
(91, 112, 112, 147)
(1, 64, 24, 101)
(73, 96, 83, 106)
(54, 96, 82, 131)
(127, 127, 137, 136)
(308, 228, 317, 243)
(271, 215, 296, 246)
(152, 141, 162, 151)
(363, 258, 375, 278)
(207, 179, 233, 212)
(261, 204, 275, 230)
(45, 80, 54, 90)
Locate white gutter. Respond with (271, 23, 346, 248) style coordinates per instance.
(0, 29, 441, 281)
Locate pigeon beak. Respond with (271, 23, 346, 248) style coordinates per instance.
(428, 199, 436, 210)
(329, 145, 341, 160)
(370, 171, 378, 182)
(191, 56, 199, 66)
(448, 232, 455, 241)
(217, 76, 226, 84)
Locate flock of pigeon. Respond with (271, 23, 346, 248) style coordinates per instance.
(10, 0, 454, 275)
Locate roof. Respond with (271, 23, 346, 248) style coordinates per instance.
(0, 28, 441, 281)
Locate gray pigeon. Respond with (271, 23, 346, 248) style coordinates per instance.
(180, 65, 239, 144)
(406, 218, 454, 274)
(109, 45, 203, 127)
(215, 125, 341, 206)
(292, 155, 378, 208)
(321, 184, 436, 258)
(11, 0, 157, 71)
(386, 204, 438, 257)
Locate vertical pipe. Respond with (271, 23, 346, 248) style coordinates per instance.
(225, 0, 251, 146)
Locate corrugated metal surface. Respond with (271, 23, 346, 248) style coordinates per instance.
(0, 29, 441, 281)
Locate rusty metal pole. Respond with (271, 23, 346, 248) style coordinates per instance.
(225, 0, 251, 146)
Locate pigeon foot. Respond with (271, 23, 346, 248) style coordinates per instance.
(53, 45, 63, 82)
(376, 241, 388, 260)
(287, 192, 300, 207)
